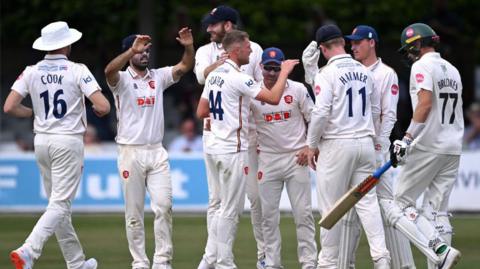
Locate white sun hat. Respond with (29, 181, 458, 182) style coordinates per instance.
(32, 21, 82, 51)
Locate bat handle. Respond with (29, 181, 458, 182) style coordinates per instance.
(372, 160, 392, 178)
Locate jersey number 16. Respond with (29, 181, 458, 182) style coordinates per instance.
(40, 89, 67, 119)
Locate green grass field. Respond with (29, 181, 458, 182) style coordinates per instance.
(1, 214, 479, 268)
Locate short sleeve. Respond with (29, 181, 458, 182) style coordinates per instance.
(107, 71, 127, 93)
(297, 83, 314, 122)
(11, 67, 31, 97)
(155, 66, 177, 92)
(194, 46, 211, 85)
(235, 74, 262, 98)
(411, 62, 433, 93)
(77, 64, 101, 97)
(200, 85, 209, 100)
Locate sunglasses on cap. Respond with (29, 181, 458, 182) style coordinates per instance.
(263, 65, 281, 72)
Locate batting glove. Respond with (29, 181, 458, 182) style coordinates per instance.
(302, 41, 320, 87)
(390, 137, 412, 167)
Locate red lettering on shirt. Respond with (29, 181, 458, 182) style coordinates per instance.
(284, 112, 290, 119)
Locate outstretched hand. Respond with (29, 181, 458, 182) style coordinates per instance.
(176, 27, 193, 47)
(131, 35, 152, 54)
(280, 59, 300, 75)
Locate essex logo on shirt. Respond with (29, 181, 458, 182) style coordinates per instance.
(315, 85, 321, 95)
(284, 95, 293, 104)
(122, 170, 129, 179)
(391, 84, 399, 95)
(137, 96, 155, 107)
(263, 110, 291, 123)
(415, 73, 424, 83)
(244, 166, 249, 175)
(257, 171, 263, 180)
(148, 80, 155, 89)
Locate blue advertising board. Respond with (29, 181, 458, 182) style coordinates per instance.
(0, 154, 209, 212)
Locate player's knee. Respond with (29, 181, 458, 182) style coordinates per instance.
(47, 199, 72, 216)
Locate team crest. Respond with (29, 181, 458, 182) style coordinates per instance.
(269, 50, 276, 58)
(244, 166, 249, 175)
(148, 80, 155, 89)
(406, 28, 414, 37)
(257, 171, 263, 180)
(315, 85, 321, 95)
(415, 73, 424, 83)
(391, 84, 399, 95)
(122, 170, 130, 179)
(284, 95, 293, 104)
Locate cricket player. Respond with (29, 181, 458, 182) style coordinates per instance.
(196, 30, 299, 269)
(305, 24, 391, 269)
(104, 28, 194, 269)
(251, 47, 317, 269)
(338, 25, 415, 269)
(389, 22, 463, 269)
(5, 21, 110, 269)
(194, 5, 265, 269)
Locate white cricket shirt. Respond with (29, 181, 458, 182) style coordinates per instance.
(108, 66, 178, 145)
(307, 54, 380, 148)
(200, 59, 262, 154)
(11, 54, 100, 135)
(368, 58, 399, 139)
(251, 79, 313, 153)
(409, 52, 464, 155)
(194, 40, 263, 150)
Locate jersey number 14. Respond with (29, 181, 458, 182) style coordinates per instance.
(209, 90, 224, 120)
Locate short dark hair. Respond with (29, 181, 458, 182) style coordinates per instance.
(222, 30, 249, 51)
(321, 37, 345, 49)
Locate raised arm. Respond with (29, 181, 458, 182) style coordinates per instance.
(3, 91, 32, 118)
(255, 59, 299, 105)
(172, 27, 195, 82)
(104, 35, 152, 86)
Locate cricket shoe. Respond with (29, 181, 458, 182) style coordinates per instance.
(197, 257, 214, 269)
(80, 258, 98, 269)
(256, 257, 266, 269)
(10, 246, 34, 269)
(373, 257, 390, 269)
(438, 246, 461, 269)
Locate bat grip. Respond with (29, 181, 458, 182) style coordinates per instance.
(372, 160, 392, 178)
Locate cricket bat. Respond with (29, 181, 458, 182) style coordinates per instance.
(318, 160, 392, 229)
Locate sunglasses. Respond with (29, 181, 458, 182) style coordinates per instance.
(263, 65, 281, 72)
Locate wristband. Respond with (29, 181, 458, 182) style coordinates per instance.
(406, 120, 425, 139)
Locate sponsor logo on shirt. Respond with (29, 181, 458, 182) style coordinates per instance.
(263, 110, 291, 123)
(137, 96, 156, 107)
(284, 95, 293, 104)
(415, 73, 424, 83)
(391, 84, 399, 95)
(59, 65, 68, 70)
(245, 79, 254, 87)
(82, 75, 93, 84)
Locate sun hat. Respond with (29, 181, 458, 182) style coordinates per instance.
(32, 21, 82, 51)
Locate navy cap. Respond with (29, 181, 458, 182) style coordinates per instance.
(122, 34, 137, 52)
(261, 47, 285, 65)
(315, 24, 343, 43)
(202, 6, 239, 25)
(345, 25, 379, 42)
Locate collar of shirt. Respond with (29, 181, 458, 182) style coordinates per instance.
(127, 66, 152, 80)
(327, 53, 352, 65)
(44, 54, 68, 60)
(213, 42, 223, 50)
(225, 59, 242, 72)
(368, 57, 383, 72)
(421, 51, 440, 59)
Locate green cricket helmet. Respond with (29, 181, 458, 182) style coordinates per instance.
(399, 23, 439, 53)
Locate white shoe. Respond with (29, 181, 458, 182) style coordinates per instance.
(152, 262, 172, 269)
(197, 257, 214, 269)
(373, 257, 390, 269)
(256, 257, 266, 269)
(10, 246, 34, 269)
(438, 246, 461, 269)
(80, 258, 98, 269)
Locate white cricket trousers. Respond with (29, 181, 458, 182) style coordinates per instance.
(204, 151, 248, 269)
(246, 146, 265, 261)
(24, 133, 86, 269)
(258, 151, 317, 269)
(118, 144, 172, 269)
(315, 137, 390, 269)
